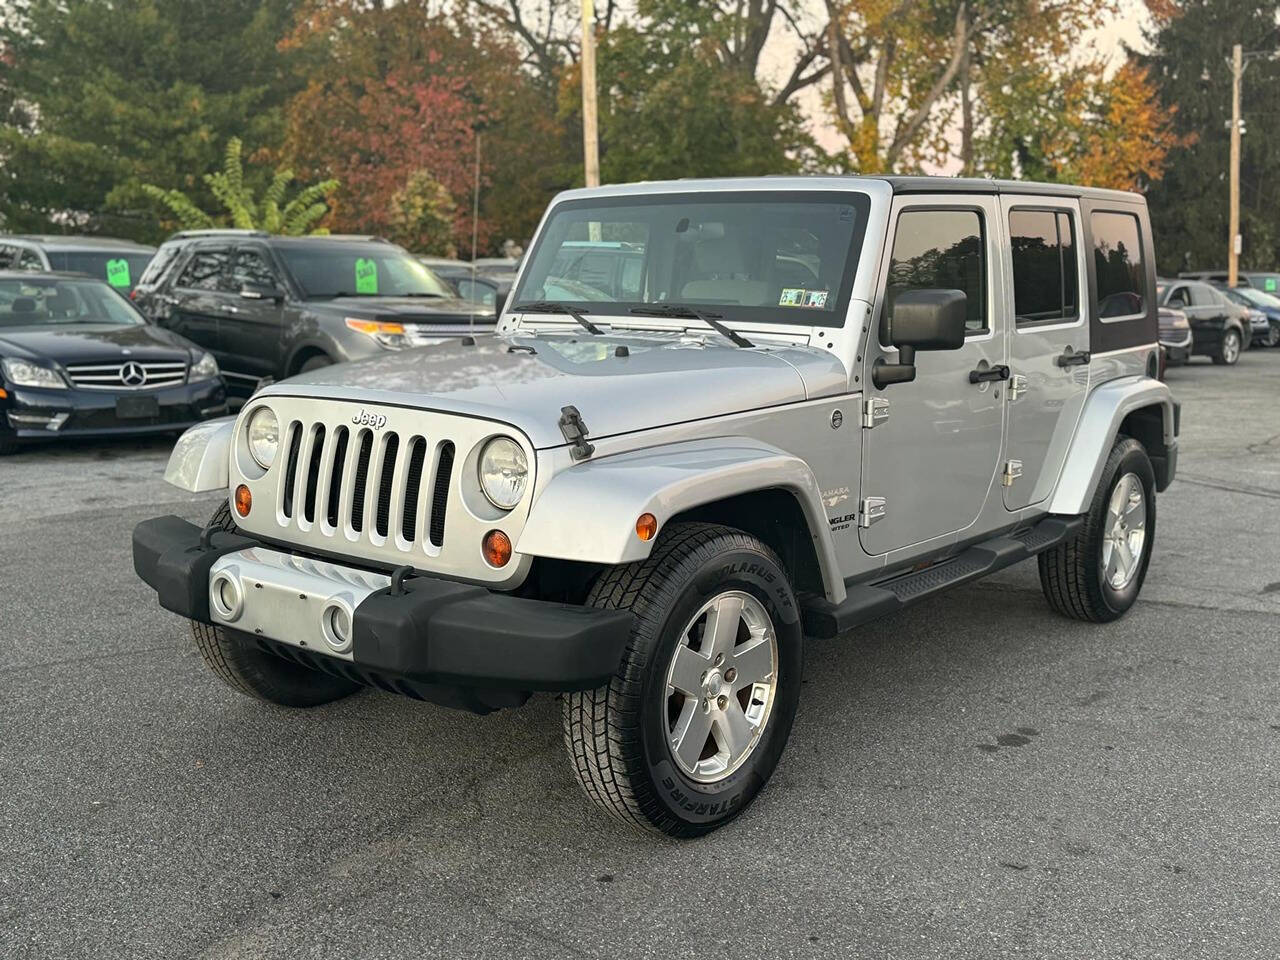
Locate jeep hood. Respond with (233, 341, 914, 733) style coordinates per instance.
(264, 333, 848, 448)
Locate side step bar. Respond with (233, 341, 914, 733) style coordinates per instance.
(802, 515, 1084, 639)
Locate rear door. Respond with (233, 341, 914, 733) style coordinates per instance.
(858, 196, 1007, 557)
(220, 244, 288, 382)
(1000, 198, 1090, 511)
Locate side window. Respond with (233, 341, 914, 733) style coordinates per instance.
(175, 246, 230, 291)
(17, 248, 44, 271)
(1091, 211, 1147, 319)
(0, 244, 16, 268)
(1166, 284, 1190, 308)
(455, 278, 496, 307)
(886, 208, 987, 333)
(1188, 283, 1219, 308)
(230, 248, 278, 290)
(1008, 209, 1079, 325)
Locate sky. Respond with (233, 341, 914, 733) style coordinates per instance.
(764, 0, 1153, 163)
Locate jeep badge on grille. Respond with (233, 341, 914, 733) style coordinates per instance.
(352, 410, 387, 429)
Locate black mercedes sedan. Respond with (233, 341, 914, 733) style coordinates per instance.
(0, 272, 228, 454)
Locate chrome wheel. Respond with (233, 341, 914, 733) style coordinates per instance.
(1100, 472, 1147, 590)
(664, 591, 778, 783)
(1223, 331, 1240, 364)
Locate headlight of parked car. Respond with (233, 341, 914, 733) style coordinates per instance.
(190, 351, 220, 381)
(246, 406, 280, 469)
(1, 358, 67, 389)
(478, 436, 529, 509)
(345, 317, 408, 349)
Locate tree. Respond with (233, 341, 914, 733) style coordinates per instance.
(141, 137, 338, 234)
(0, 0, 301, 240)
(1142, 0, 1280, 274)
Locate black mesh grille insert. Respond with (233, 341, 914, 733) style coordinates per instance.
(374, 434, 400, 538)
(350, 430, 373, 532)
(302, 425, 325, 524)
(326, 427, 349, 527)
(281, 421, 302, 518)
(401, 437, 427, 543)
(429, 441, 454, 547)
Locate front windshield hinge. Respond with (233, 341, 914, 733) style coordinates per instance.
(558, 405, 595, 461)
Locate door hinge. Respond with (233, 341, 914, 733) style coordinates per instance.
(859, 496, 887, 527)
(1008, 373, 1027, 402)
(862, 397, 890, 429)
(1002, 459, 1024, 486)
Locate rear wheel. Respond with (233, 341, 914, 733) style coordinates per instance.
(190, 501, 360, 707)
(297, 354, 333, 374)
(1267, 323, 1280, 348)
(563, 523, 802, 838)
(1213, 328, 1241, 365)
(1038, 437, 1156, 623)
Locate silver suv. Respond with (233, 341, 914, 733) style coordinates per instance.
(133, 176, 1178, 837)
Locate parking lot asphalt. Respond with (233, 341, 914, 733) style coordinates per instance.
(2, 352, 1279, 960)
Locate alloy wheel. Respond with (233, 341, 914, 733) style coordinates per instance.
(1100, 472, 1147, 590)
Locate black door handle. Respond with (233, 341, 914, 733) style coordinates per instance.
(968, 364, 1010, 384)
(1056, 349, 1091, 367)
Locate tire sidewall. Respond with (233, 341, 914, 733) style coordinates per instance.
(635, 542, 802, 830)
(1088, 442, 1156, 617)
(1223, 329, 1240, 364)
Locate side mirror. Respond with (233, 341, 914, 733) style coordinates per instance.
(873, 289, 968, 389)
(240, 282, 285, 302)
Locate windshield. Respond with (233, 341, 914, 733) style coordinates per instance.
(277, 244, 454, 299)
(1234, 286, 1280, 309)
(45, 251, 154, 291)
(0, 277, 147, 326)
(512, 191, 870, 327)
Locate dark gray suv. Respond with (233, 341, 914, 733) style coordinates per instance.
(143, 235, 496, 395)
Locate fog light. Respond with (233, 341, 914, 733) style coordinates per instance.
(482, 529, 512, 567)
(234, 484, 252, 517)
(636, 513, 658, 541)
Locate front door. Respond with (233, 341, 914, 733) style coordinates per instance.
(220, 245, 287, 384)
(164, 244, 231, 365)
(1000, 199, 1090, 510)
(859, 196, 1007, 557)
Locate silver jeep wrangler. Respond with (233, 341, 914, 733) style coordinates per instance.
(134, 176, 1178, 837)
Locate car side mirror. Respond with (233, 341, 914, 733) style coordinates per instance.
(873, 289, 969, 389)
(240, 282, 285, 302)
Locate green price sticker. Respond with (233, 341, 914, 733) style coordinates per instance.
(105, 258, 131, 288)
(1266, 278, 1277, 292)
(355, 258, 378, 294)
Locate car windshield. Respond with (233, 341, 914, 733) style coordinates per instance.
(277, 244, 454, 299)
(45, 251, 154, 291)
(1234, 287, 1280, 309)
(512, 191, 870, 327)
(0, 277, 147, 326)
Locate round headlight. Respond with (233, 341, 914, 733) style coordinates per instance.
(246, 407, 280, 469)
(478, 436, 529, 510)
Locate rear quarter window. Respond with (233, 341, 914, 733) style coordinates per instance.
(1091, 211, 1148, 320)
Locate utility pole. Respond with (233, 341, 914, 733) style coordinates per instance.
(580, 0, 600, 188)
(1229, 43, 1242, 287)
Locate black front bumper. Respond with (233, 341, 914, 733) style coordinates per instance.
(1, 379, 227, 442)
(132, 517, 633, 712)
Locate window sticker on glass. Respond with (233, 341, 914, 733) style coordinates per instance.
(779, 288, 806, 306)
(1266, 278, 1277, 292)
(105, 258, 131, 288)
(805, 290, 829, 309)
(355, 258, 378, 294)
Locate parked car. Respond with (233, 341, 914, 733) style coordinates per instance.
(134, 175, 1177, 837)
(0, 235, 156, 294)
(0, 272, 226, 454)
(1158, 306, 1192, 365)
(141, 235, 495, 397)
(1217, 285, 1280, 347)
(1156, 278, 1250, 364)
(417, 258, 514, 317)
(1179, 269, 1280, 295)
(131, 229, 268, 317)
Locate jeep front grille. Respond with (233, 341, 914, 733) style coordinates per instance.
(64, 360, 187, 390)
(278, 419, 454, 555)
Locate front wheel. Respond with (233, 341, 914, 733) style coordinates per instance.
(1213, 328, 1241, 365)
(563, 523, 802, 838)
(1039, 437, 1156, 622)
(1267, 323, 1280, 348)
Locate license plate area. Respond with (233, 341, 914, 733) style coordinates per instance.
(116, 395, 160, 419)
(207, 547, 391, 661)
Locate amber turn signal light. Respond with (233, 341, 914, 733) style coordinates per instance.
(233, 484, 252, 518)
(482, 529, 512, 567)
(636, 513, 658, 541)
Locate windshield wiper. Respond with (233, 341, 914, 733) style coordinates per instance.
(513, 300, 603, 336)
(628, 304, 753, 348)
